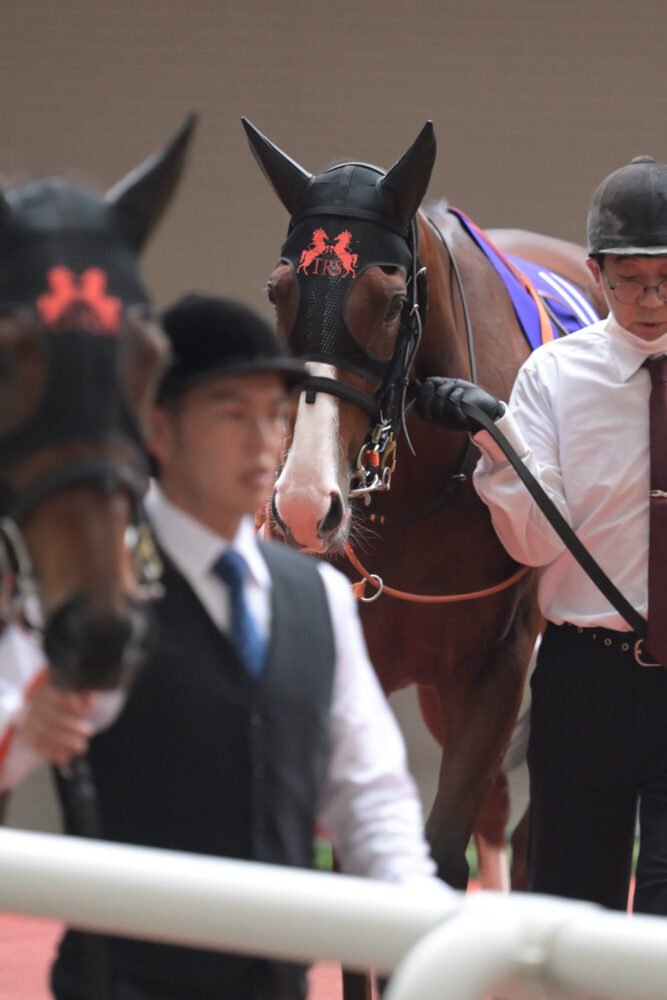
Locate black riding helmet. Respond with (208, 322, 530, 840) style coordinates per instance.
(587, 155, 667, 256)
(156, 293, 306, 403)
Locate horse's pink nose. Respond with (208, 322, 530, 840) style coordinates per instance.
(273, 485, 346, 551)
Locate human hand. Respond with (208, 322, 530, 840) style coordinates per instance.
(416, 377, 504, 432)
(17, 676, 95, 765)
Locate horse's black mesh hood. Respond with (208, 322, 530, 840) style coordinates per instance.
(0, 180, 149, 311)
(0, 180, 151, 470)
(0, 330, 146, 470)
(291, 162, 414, 238)
(281, 211, 413, 384)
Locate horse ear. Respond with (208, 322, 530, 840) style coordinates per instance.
(378, 122, 436, 229)
(242, 117, 312, 216)
(106, 112, 198, 251)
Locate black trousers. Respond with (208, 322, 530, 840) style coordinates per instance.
(527, 621, 667, 914)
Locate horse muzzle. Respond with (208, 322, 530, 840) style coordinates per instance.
(43, 593, 155, 692)
(271, 488, 349, 553)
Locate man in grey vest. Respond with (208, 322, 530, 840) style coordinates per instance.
(1, 293, 448, 1000)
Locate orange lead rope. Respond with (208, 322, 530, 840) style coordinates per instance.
(345, 542, 530, 604)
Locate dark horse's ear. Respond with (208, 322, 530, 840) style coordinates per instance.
(106, 112, 198, 251)
(242, 117, 312, 216)
(378, 122, 436, 229)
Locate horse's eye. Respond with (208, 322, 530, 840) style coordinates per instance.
(385, 295, 406, 322)
(267, 283, 276, 306)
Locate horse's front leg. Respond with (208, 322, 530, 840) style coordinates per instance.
(421, 608, 537, 889)
(473, 768, 512, 890)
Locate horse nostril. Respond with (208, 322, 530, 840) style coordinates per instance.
(318, 491, 345, 537)
(270, 493, 288, 536)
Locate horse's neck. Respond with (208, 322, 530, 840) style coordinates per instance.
(416, 211, 531, 399)
(416, 213, 476, 381)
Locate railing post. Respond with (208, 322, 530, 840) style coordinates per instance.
(384, 912, 525, 1000)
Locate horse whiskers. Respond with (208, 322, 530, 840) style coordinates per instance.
(346, 503, 381, 554)
(262, 504, 285, 541)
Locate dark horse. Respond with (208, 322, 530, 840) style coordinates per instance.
(243, 119, 603, 894)
(0, 115, 195, 693)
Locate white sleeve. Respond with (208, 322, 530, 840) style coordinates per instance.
(0, 625, 49, 791)
(316, 564, 452, 897)
(472, 357, 571, 566)
(0, 625, 125, 792)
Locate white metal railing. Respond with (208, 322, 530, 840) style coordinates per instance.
(386, 891, 667, 1000)
(2, 827, 667, 999)
(0, 827, 457, 971)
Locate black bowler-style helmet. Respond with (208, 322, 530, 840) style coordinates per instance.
(156, 293, 306, 402)
(587, 155, 667, 256)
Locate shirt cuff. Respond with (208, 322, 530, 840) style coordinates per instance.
(472, 406, 529, 465)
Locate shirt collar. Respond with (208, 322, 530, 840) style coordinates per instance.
(144, 485, 271, 591)
(603, 313, 667, 381)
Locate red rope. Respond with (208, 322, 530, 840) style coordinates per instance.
(345, 543, 530, 604)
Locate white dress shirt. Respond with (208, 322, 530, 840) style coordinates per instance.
(473, 313, 667, 630)
(0, 487, 447, 894)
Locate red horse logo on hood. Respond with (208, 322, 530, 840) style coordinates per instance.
(37, 267, 122, 334)
(296, 228, 358, 278)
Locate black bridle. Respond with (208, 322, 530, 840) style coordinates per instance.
(0, 461, 163, 632)
(291, 209, 477, 519)
(0, 322, 165, 629)
(294, 214, 428, 499)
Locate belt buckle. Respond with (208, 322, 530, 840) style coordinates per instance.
(634, 638, 661, 667)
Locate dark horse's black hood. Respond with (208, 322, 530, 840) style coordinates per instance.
(0, 115, 198, 470)
(0, 113, 197, 321)
(0, 184, 149, 313)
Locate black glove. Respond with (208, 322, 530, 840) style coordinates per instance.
(416, 377, 504, 432)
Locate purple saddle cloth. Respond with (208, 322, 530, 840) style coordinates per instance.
(449, 208, 600, 350)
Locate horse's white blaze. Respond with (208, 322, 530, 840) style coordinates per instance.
(274, 363, 345, 551)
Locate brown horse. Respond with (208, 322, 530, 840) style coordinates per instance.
(243, 118, 601, 894)
(0, 116, 195, 693)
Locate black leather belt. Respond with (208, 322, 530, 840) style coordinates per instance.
(563, 622, 661, 668)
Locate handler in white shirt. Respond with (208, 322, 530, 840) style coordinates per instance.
(416, 156, 667, 918)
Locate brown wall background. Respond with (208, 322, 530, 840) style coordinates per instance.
(1, 0, 665, 322)
(1, 0, 665, 829)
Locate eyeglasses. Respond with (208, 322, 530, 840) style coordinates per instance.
(604, 274, 667, 305)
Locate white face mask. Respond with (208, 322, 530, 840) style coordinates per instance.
(607, 314, 667, 357)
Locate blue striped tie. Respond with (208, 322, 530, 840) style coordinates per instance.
(212, 550, 266, 678)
